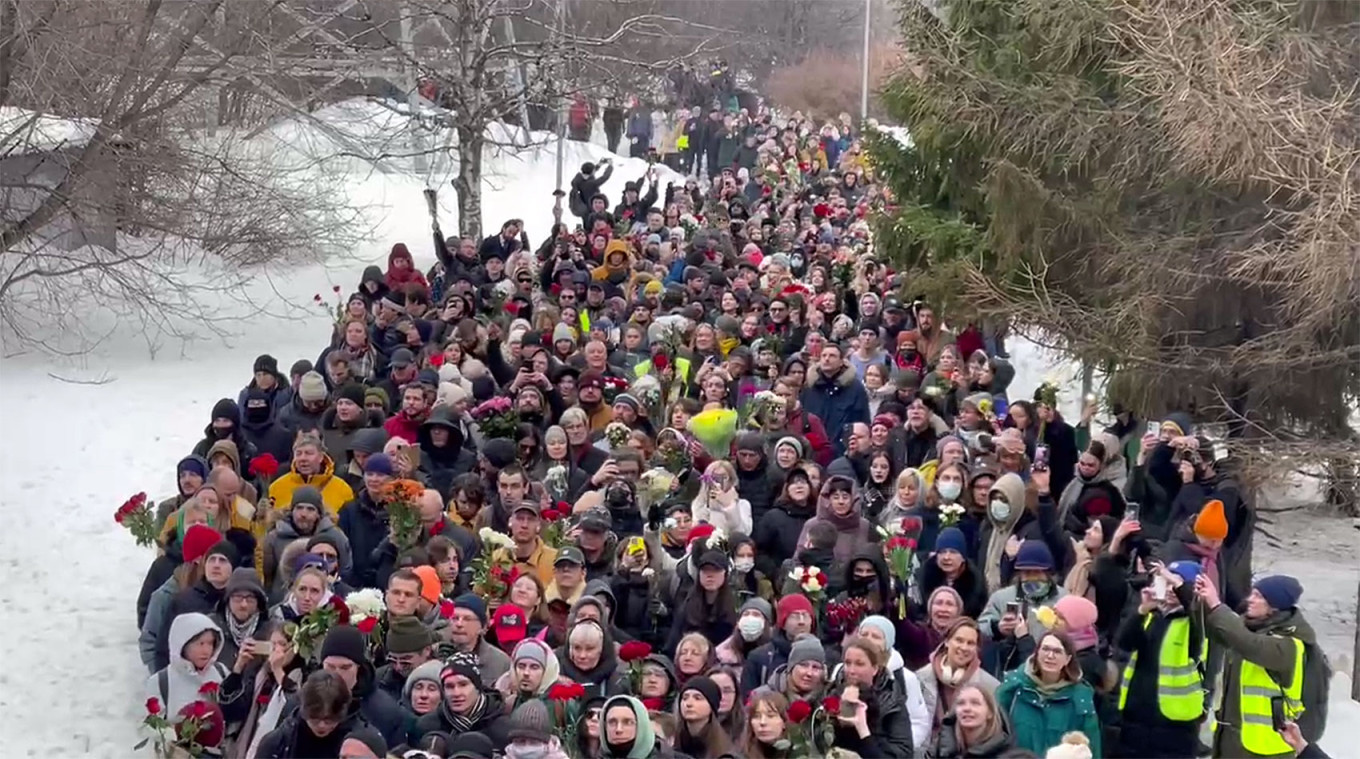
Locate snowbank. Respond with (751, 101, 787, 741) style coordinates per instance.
(0, 105, 99, 154)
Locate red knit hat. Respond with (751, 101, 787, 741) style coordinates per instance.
(183, 524, 223, 563)
(687, 523, 716, 547)
(776, 594, 815, 630)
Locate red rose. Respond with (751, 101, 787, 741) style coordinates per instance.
(256, 693, 270, 705)
(907, 538, 918, 550)
(428, 353, 445, 368)
(618, 640, 652, 662)
(198, 681, 220, 696)
(822, 696, 842, 715)
(815, 571, 829, 586)
(547, 682, 579, 702)
(543, 509, 562, 522)
(332, 285, 341, 293)
(652, 353, 669, 372)
(556, 501, 570, 511)
(132, 492, 148, 507)
(787, 699, 813, 723)
(439, 599, 455, 619)
(357, 616, 379, 634)
(641, 697, 665, 711)
(328, 596, 350, 625)
(146, 697, 161, 715)
(313, 293, 323, 303)
(115, 510, 125, 525)
(901, 517, 922, 534)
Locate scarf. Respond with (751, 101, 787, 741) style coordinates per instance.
(445, 693, 487, 734)
(1067, 624, 1100, 652)
(227, 612, 259, 650)
(1063, 540, 1095, 600)
(930, 648, 979, 728)
(1186, 541, 1220, 589)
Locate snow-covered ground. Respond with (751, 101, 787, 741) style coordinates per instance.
(0, 100, 1354, 757)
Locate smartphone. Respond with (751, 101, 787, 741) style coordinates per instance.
(1005, 601, 1022, 617)
(1034, 445, 1050, 471)
(250, 639, 273, 656)
(1270, 697, 1288, 731)
(1125, 502, 1140, 521)
(626, 536, 646, 556)
(1146, 420, 1160, 437)
(1153, 575, 1168, 601)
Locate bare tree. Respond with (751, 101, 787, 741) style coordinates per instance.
(0, 0, 364, 355)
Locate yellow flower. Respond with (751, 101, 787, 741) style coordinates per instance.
(687, 408, 738, 458)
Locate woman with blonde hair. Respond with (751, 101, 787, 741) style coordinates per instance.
(926, 683, 1015, 758)
(269, 564, 332, 624)
(690, 460, 751, 535)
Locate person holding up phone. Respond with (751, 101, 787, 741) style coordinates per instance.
(215, 567, 268, 669)
(830, 636, 917, 758)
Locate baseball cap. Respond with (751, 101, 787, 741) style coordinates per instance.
(389, 347, 416, 368)
(555, 546, 586, 567)
(512, 500, 541, 518)
(579, 507, 612, 533)
(491, 604, 529, 647)
(578, 371, 605, 390)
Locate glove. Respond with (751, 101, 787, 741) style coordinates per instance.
(646, 503, 662, 531)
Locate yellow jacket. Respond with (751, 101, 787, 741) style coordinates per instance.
(267, 455, 354, 519)
(492, 539, 558, 588)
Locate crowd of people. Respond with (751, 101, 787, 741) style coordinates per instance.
(130, 99, 1337, 759)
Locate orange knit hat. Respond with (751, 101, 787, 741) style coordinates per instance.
(1193, 499, 1228, 541)
(412, 565, 442, 605)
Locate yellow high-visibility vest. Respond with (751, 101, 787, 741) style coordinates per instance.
(1118, 614, 1204, 722)
(1233, 636, 1305, 756)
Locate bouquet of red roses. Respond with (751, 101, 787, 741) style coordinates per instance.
(879, 516, 922, 616)
(247, 453, 280, 481)
(619, 640, 653, 693)
(114, 492, 156, 547)
(136, 688, 226, 758)
(784, 696, 838, 758)
(541, 502, 570, 549)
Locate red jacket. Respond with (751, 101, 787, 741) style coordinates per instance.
(384, 412, 425, 445)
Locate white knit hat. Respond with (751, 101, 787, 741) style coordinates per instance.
(1044, 732, 1093, 759)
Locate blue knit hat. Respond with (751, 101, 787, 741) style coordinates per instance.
(453, 593, 488, 626)
(935, 527, 967, 556)
(1167, 560, 1202, 586)
(1253, 575, 1303, 611)
(1013, 540, 1055, 571)
(364, 452, 394, 476)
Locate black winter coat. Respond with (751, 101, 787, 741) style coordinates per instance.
(735, 458, 780, 529)
(254, 702, 371, 759)
(611, 567, 660, 646)
(752, 497, 817, 579)
(338, 490, 389, 589)
(831, 670, 916, 759)
(741, 631, 793, 694)
(413, 692, 512, 744)
(1037, 414, 1080, 504)
(917, 555, 990, 621)
(351, 662, 410, 747)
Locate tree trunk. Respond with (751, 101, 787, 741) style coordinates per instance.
(453, 125, 482, 241)
(1352, 576, 1359, 700)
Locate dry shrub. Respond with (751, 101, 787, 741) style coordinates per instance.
(767, 44, 902, 121)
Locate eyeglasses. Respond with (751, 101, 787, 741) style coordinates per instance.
(1038, 646, 1068, 658)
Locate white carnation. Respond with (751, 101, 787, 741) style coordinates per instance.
(345, 588, 386, 619)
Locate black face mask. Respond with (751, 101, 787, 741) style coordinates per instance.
(212, 425, 233, 439)
(606, 737, 637, 758)
(849, 573, 877, 596)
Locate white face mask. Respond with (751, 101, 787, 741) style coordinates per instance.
(738, 616, 766, 641)
(733, 558, 755, 573)
(937, 481, 962, 502)
(989, 499, 1011, 521)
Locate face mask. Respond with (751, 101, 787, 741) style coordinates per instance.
(989, 499, 1011, 521)
(937, 481, 962, 502)
(733, 558, 755, 574)
(505, 744, 548, 759)
(738, 616, 765, 641)
(1021, 580, 1050, 599)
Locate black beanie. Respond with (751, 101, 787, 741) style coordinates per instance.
(682, 675, 721, 714)
(319, 624, 368, 665)
(482, 438, 518, 469)
(307, 533, 339, 553)
(343, 727, 387, 758)
(471, 375, 497, 402)
(337, 382, 366, 408)
(211, 398, 239, 424)
(205, 539, 240, 567)
(253, 354, 279, 375)
(223, 528, 256, 569)
(290, 359, 313, 376)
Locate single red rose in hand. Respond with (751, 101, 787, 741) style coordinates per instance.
(439, 599, 455, 619)
(198, 681, 220, 696)
(146, 697, 161, 716)
(618, 640, 652, 662)
(428, 353, 445, 368)
(357, 616, 379, 634)
(902, 517, 922, 534)
(822, 696, 842, 715)
(547, 683, 579, 702)
(653, 353, 670, 372)
(787, 699, 813, 723)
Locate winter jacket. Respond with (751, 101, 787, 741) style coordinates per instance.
(916, 658, 1001, 725)
(267, 455, 354, 519)
(801, 364, 871, 458)
(1113, 589, 1203, 757)
(254, 700, 372, 759)
(1205, 604, 1319, 759)
(138, 538, 184, 630)
(795, 476, 875, 567)
(1035, 413, 1080, 503)
(917, 555, 990, 621)
(741, 631, 795, 694)
(337, 489, 388, 589)
(213, 568, 268, 667)
(752, 496, 817, 579)
(320, 407, 385, 474)
(977, 581, 1069, 675)
(733, 458, 779, 529)
(417, 407, 477, 496)
(413, 690, 512, 744)
(261, 511, 353, 595)
(154, 577, 228, 671)
(994, 663, 1102, 758)
(239, 418, 295, 472)
(1167, 473, 1251, 607)
(145, 612, 229, 717)
(926, 712, 1015, 758)
(831, 669, 918, 759)
(140, 575, 178, 672)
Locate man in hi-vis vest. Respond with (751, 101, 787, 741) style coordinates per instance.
(1197, 572, 1315, 759)
(1114, 560, 1207, 758)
